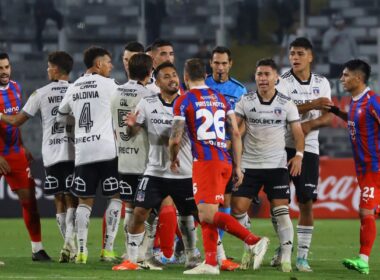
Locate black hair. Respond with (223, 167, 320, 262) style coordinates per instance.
(184, 58, 206, 81)
(256, 58, 278, 72)
(151, 39, 173, 52)
(153, 61, 176, 79)
(48, 51, 73, 75)
(289, 37, 313, 51)
(83, 46, 111, 69)
(124, 41, 144, 53)
(343, 59, 371, 84)
(128, 53, 153, 81)
(211, 46, 232, 61)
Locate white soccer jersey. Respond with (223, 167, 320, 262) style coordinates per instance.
(135, 94, 192, 179)
(22, 80, 74, 167)
(235, 91, 300, 169)
(111, 79, 154, 174)
(58, 73, 118, 166)
(276, 70, 331, 154)
(146, 75, 160, 94)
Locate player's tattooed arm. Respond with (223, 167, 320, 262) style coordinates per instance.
(169, 119, 185, 172)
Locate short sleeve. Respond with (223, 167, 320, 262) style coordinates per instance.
(173, 95, 187, 120)
(234, 96, 245, 118)
(369, 94, 380, 123)
(286, 100, 300, 123)
(135, 98, 146, 125)
(22, 91, 40, 117)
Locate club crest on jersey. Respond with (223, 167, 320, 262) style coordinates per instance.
(312, 87, 320, 95)
(274, 107, 282, 116)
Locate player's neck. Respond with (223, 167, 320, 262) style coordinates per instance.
(351, 84, 368, 99)
(293, 68, 311, 82)
(54, 74, 69, 81)
(160, 92, 177, 104)
(258, 88, 276, 101)
(188, 80, 206, 89)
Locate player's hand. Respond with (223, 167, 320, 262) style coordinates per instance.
(124, 111, 139, 127)
(170, 158, 180, 173)
(326, 105, 341, 115)
(312, 97, 334, 110)
(232, 167, 244, 188)
(23, 147, 34, 163)
(287, 155, 302, 177)
(0, 156, 10, 175)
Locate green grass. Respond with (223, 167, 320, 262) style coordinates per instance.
(0, 218, 379, 279)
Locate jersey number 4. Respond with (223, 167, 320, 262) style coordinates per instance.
(79, 103, 94, 133)
(196, 109, 225, 140)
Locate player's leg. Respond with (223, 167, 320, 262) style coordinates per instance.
(218, 178, 232, 239)
(157, 196, 177, 259)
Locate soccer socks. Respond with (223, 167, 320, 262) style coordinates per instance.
(216, 236, 227, 263)
(178, 215, 196, 256)
(359, 214, 376, 257)
(64, 207, 76, 250)
(213, 212, 260, 245)
(272, 206, 293, 264)
(76, 204, 92, 254)
(104, 198, 122, 251)
(143, 213, 158, 259)
(158, 205, 177, 258)
(20, 198, 42, 243)
(56, 212, 67, 239)
(123, 207, 134, 256)
(297, 225, 313, 260)
(201, 222, 218, 266)
(218, 207, 231, 239)
(128, 231, 145, 263)
(233, 212, 251, 250)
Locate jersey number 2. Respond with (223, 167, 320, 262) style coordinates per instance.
(196, 109, 225, 140)
(79, 103, 94, 133)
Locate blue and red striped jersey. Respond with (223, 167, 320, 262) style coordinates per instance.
(173, 87, 232, 162)
(347, 89, 380, 175)
(0, 80, 22, 155)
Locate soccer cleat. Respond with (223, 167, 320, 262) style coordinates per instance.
(296, 257, 313, 272)
(183, 262, 220, 275)
(59, 248, 71, 263)
(240, 250, 253, 270)
(112, 260, 140, 271)
(251, 237, 269, 270)
(220, 259, 240, 271)
(0, 260, 4, 266)
(75, 252, 88, 264)
(185, 253, 202, 269)
(270, 246, 281, 267)
(342, 257, 369, 275)
(281, 262, 292, 272)
(100, 249, 119, 262)
(138, 257, 164, 270)
(32, 250, 52, 262)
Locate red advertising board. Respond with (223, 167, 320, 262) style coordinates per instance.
(252, 157, 361, 219)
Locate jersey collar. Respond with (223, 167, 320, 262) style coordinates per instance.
(352, 87, 370, 101)
(159, 94, 179, 107)
(291, 69, 311, 85)
(256, 90, 278, 105)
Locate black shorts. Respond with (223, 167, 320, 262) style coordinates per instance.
(71, 158, 119, 198)
(286, 148, 319, 203)
(44, 161, 75, 196)
(134, 176, 197, 216)
(232, 168, 290, 201)
(119, 174, 142, 202)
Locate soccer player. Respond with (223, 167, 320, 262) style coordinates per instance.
(170, 58, 269, 275)
(122, 41, 145, 79)
(0, 52, 51, 261)
(204, 46, 247, 270)
(275, 37, 333, 272)
(0, 51, 77, 263)
(328, 59, 379, 275)
(111, 53, 160, 267)
(112, 62, 198, 271)
(57, 46, 121, 264)
(231, 58, 304, 272)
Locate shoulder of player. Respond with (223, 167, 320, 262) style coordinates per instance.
(228, 77, 246, 90)
(280, 70, 293, 80)
(142, 93, 160, 103)
(311, 72, 329, 83)
(239, 90, 257, 100)
(276, 91, 292, 102)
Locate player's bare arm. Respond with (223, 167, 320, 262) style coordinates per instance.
(0, 112, 29, 127)
(169, 119, 185, 172)
(226, 112, 243, 187)
(297, 97, 333, 114)
(288, 121, 304, 177)
(327, 104, 348, 121)
(301, 111, 333, 135)
(0, 156, 10, 175)
(124, 111, 142, 137)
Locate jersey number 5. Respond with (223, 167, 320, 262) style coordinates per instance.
(196, 109, 225, 140)
(79, 103, 94, 133)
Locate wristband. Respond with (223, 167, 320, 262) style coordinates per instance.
(296, 151, 304, 158)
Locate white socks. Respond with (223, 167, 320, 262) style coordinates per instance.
(64, 207, 76, 250)
(297, 225, 313, 260)
(76, 204, 92, 254)
(233, 212, 251, 250)
(128, 231, 145, 263)
(178, 215, 197, 257)
(272, 206, 293, 264)
(104, 199, 122, 251)
(56, 212, 66, 239)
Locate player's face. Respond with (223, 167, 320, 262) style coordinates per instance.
(289, 47, 313, 72)
(152, 46, 175, 67)
(255, 65, 278, 93)
(123, 50, 139, 73)
(340, 68, 361, 93)
(210, 52, 232, 81)
(156, 67, 179, 95)
(47, 62, 58, 81)
(97, 55, 113, 77)
(0, 58, 11, 86)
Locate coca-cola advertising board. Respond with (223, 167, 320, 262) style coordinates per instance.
(252, 157, 361, 219)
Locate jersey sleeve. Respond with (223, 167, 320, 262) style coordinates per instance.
(173, 95, 187, 120)
(321, 77, 332, 99)
(21, 90, 40, 117)
(369, 94, 380, 124)
(234, 95, 245, 118)
(286, 100, 300, 123)
(135, 98, 146, 125)
(275, 78, 290, 96)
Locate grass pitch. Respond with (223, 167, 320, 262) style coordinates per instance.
(0, 218, 379, 279)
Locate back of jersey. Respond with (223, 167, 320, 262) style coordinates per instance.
(111, 80, 152, 174)
(60, 73, 117, 165)
(174, 87, 231, 163)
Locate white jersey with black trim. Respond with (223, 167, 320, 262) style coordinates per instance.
(58, 73, 118, 166)
(135, 94, 192, 179)
(111, 79, 154, 174)
(235, 91, 300, 169)
(22, 80, 74, 167)
(276, 70, 331, 154)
